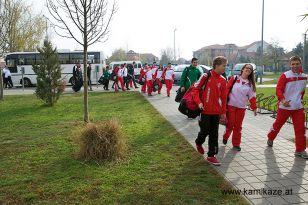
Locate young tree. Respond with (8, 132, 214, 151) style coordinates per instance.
(160, 48, 173, 65)
(32, 40, 65, 106)
(47, 0, 117, 122)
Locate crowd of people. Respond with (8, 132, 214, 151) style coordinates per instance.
(100, 61, 175, 97)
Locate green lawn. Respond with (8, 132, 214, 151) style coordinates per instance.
(257, 72, 281, 85)
(0, 92, 247, 205)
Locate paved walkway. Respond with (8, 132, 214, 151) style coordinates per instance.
(142, 86, 308, 205)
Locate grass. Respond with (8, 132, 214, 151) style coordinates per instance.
(0, 92, 248, 204)
(256, 72, 281, 85)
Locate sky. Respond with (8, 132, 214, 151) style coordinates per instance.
(31, 0, 308, 60)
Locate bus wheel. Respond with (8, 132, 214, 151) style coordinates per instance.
(23, 78, 32, 87)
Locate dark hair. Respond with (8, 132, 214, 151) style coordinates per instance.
(133, 61, 136, 64)
(240, 64, 256, 92)
(290, 56, 302, 63)
(191, 58, 198, 63)
(153, 61, 156, 64)
(144, 63, 148, 66)
(212, 56, 227, 69)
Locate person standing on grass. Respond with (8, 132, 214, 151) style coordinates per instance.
(179, 57, 202, 93)
(163, 63, 174, 97)
(222, 64, 257, 151)
(267, 56, 308, 159)
(192, 56, 227, 166)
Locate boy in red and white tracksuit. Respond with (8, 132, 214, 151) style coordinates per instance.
(151, 62, 157, 80)
(154, 64, 164, 94)
(223, 64, 257, 151)
(117, 65, 125, 91)
(139, 65, 147, 93)
(192, 56, 227, 166)
(267, 56, 308, 158)
(145, 65, 153, 96)
(163, 63, 175, 97)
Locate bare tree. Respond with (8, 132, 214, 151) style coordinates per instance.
(47, 0, 117, 122)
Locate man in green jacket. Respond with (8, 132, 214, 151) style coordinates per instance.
(180, 58, 202, 92)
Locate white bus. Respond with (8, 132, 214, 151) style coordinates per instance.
(4, 51, 106, 87)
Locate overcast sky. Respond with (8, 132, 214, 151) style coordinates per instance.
(31, 0, 308, 60)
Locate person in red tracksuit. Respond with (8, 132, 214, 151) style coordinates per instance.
(145, 64, 153, 96)
(113, 66, 120, 91)
(192, 56, 227, 166)
(267, 56, 308, 159)
(117, 64, 125, 91)
(139, 64, 148, 93)
(163, 63, 175, 97)
(222, 64, 257, 151)
(154, 64, 164, 94)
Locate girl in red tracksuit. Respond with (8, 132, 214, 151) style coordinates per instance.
(139, 65, 148, 93)
(154, 64, 164, 94)
(223, 64, 257, 151)
(192, 56, 227, 166)
(163, 63, 175, 97)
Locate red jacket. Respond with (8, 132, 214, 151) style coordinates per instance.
(192, 70, 227, 115)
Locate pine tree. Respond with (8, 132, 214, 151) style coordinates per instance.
(33, 40, 65, 106)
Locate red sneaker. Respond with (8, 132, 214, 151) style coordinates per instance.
(196, 144, 205, 155)
(206, 157, 221, 166)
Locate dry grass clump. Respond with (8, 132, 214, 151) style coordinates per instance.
(75, 119, 127, 162)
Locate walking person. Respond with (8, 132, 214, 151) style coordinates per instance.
(222, 64, 257, 151)
(192, 56, 228, 166)
(179, 57, 202, 93)
(139, 64, 148, 93)
(163, 63, 174, 97)
(145, 64, 153, 96)
(154, 64, 164, 94)
(111, 66, 120, 91)
(72, 62, 83, 92)
(267, 56, 308, 159)
(3, 65, 13, 88)
(122, 63, 130, 90)
(128, 61, 139, 89)
(117, 64, 125, 91)
(87, 63, 93, 91)
(102, 67, 110, 90)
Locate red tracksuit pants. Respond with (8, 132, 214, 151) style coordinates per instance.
(118, 77, 125, 91)
(141, 79, 146, 93)
(223, 105, 246, 147)
(146, 79, 153, 95)
(268, 108, 306, 152)
(155, 79, 163, 94)
(165, 79, 173, 97)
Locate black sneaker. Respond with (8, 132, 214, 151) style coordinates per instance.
(233, 146, 241, 151)
(267, 139, 273, 147)
(223, 139, 228, 145)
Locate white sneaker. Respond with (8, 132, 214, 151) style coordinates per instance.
(295, 151, 308, 159)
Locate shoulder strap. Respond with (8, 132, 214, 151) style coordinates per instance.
(227, 75, 238, 100)
(201, 70, 211, 91)
(184, 66, 190, 85)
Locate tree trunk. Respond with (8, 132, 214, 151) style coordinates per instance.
(83, 2, 89, 123)
(0, 68, 3, 101)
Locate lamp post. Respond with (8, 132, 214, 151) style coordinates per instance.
(260, 0, 264, 84)
(303, 30, 307, 72)
(174, 28, 177, 63)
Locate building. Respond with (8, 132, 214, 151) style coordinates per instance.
(193, 41, 269, 66)
(126, 50, 159, 63)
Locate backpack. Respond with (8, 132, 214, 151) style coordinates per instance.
(178, 70, 211, 118)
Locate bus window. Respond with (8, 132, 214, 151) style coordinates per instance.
(88, 52, 100, 64)
(138, 63, 142, 68)
(35, 54, 43, 64)
(59, 53, 70, 64)
(88, 54, 95, 63)
(6, 58, 17, 73)
(24, 54, 35, 65)
(70, 53, 83, 64)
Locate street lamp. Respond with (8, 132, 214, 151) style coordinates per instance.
(303, 29, 307, 72)
(174, 28, 177, 63)
(260, 0, 264, 84)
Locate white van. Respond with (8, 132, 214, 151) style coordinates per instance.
(109, 61, 142, 78)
